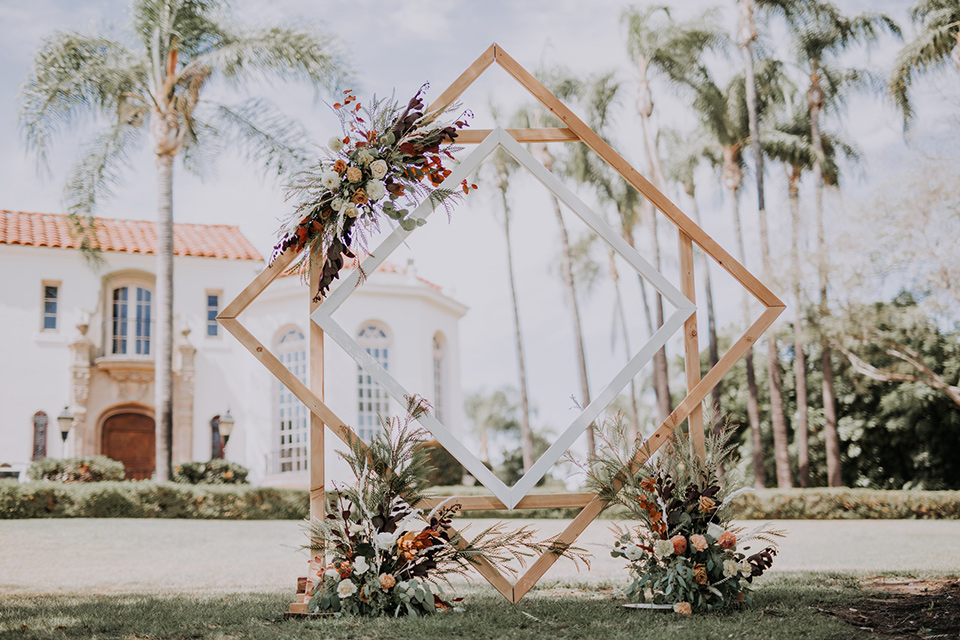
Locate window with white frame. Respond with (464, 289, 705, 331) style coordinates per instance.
(357, 322, 391, 441)
(276, 327, 308, 473)
(206, 291, 221, 337)
(110, 285, 152, 355)
(432, 332, 446, 423)
(41, 282, 59, 331)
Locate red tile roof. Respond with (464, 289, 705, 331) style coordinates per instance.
(0, 210, 262, 261)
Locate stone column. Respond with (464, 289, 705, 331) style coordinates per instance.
(68, 322, 94, 456)
(174, 328, 196, 463)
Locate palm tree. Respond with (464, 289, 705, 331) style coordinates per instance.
(736, 0, 797, 489)
(763, 96, 858, 487)
(621, 6, 722, 424)
(890, 0, 960, 126)
(508, 94, 594, 454)
(488, 144, 535, 473)
(661, 128, 723, 437)
(791, 2, 900, 486)
(20, 0, 348, 481)
(684, 58, 790, 488)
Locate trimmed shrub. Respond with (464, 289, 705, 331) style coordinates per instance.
(420, 440, 464, 486)
(172, 459, 250, 485)
(27, 456, 125, 483)
(0, 481, 308, 519)
(725, 488, 960, 520)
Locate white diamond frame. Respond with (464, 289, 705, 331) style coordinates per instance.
(310, 127, 695, 509)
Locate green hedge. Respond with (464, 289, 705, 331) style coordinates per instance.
(0, 481, 308, 519)
(4, 483, 960, 520)
(27, 456, 125, 482)
(724, 488, 960, 520)
(172, 460, 250, 485)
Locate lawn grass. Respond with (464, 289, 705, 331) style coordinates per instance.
(0, 574, 868, 640)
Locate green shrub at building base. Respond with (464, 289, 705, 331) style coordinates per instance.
(27, 456, 125, 483)
(172, 459, 250, 485)
(0, 481, 308, 519)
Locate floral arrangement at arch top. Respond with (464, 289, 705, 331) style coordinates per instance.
(303, 396, 590, 617)
(273, 85, 476, 300)
(578, 418, 785, 614)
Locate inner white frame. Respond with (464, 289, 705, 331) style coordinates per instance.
(311, 127, 696, 509)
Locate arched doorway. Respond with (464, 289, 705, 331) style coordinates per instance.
(101, 411, 155, 479)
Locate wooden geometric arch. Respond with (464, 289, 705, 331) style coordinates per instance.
(218, 43, 785, 607)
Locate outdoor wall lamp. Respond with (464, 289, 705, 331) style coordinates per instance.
(219, 409, 235, 445)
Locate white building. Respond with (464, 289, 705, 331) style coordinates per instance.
(0, 210, 466, 486)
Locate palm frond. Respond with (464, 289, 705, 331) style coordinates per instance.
(19, 31, 149, 164)
(213, 98, 314, 179)
(62, 119, 145, 262)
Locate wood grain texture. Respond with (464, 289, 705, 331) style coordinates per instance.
(678, 231, 705, 458)
(426, 43, 496, 114)
(456, 128, 579, 144)
(218, 247, 299, 320)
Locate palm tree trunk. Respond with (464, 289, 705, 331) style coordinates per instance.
(638, 106, 673, 423)
(810, 63, 842, 487)
(787, 166, 811, 487)
(500, 187, 535, 472)
(155, 152, 175, 481)
(743, 36, 792, 488)
(729, 180, 765, 489)
(685, 187, 722, 433)
(550, 195, 594, 454)
(610, 251, 642, 442)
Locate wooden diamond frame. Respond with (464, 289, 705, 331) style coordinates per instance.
(218, 43, 785, 607)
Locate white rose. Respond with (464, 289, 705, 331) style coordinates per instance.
(349, 522, 363, 534)
(356, 148, 374, 165)
(343, 203, 360, 218)
(624, 543, 644, 562)
(324, 568, 340, 580)
(739, 560, 753, 578)
(353, 556, 369, 575)
(337, 579, 357, 598)
(365, 179, 386, 201)
(653, 539, 674, 559)
(375, 532, 396, 551)
(320, 170, 341, 190)
(370, 159, 388, 180)
(330, 198, 344, 212)
(328, 136, 344, 152)
(722, 559, 739, 578)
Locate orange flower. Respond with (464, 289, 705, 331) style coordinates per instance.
(698, 495, 716, 513)
(648, 509, 662, 523)
(333, 159, 347, 173)
(338, 561, 352, 578)
(718, 531, 737, 550)
(693, 564, 708, 585)
(351, 188, 368, 205)
(640, 478, 656, 492)
(673, 602, 692, 615)
(736, 591, 746, 603)
(358, 584, 371, 603)
(345, 166, 362, 182)
(378, 573, 395, 590)
(398, 531, 419, 560)
(671, 535, 687, 555)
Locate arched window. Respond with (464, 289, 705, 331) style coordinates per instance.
(276, 327, 308, 472)
(110, 285, 152, 356)
(432, 332, 446, 423)
(31, 411, 48, 460)
(357, 322, 391, 441)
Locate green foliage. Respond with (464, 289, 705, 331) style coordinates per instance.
(726, 487, 960, 519)
(171, 459, 250, 485)
(27, 456, 125, 483)
(419, 441, 464, 487)
(0, 481, 307, 519)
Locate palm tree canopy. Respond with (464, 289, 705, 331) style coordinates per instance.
(20, 0, 349, 232)
(621, 5, 726, 85)
(792, 2, 900, 66)
(889, 0, 960, 126)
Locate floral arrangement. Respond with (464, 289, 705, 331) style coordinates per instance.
(580, 420, 785, 614)
(273, 85, 475, 300)
(304, 396, 589, 617)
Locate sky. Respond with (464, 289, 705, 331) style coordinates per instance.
(1, 0, 956, 471)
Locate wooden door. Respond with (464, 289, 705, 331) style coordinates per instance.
(101, 413, 155, 480)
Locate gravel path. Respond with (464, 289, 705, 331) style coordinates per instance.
(2, 518, 958, 595)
